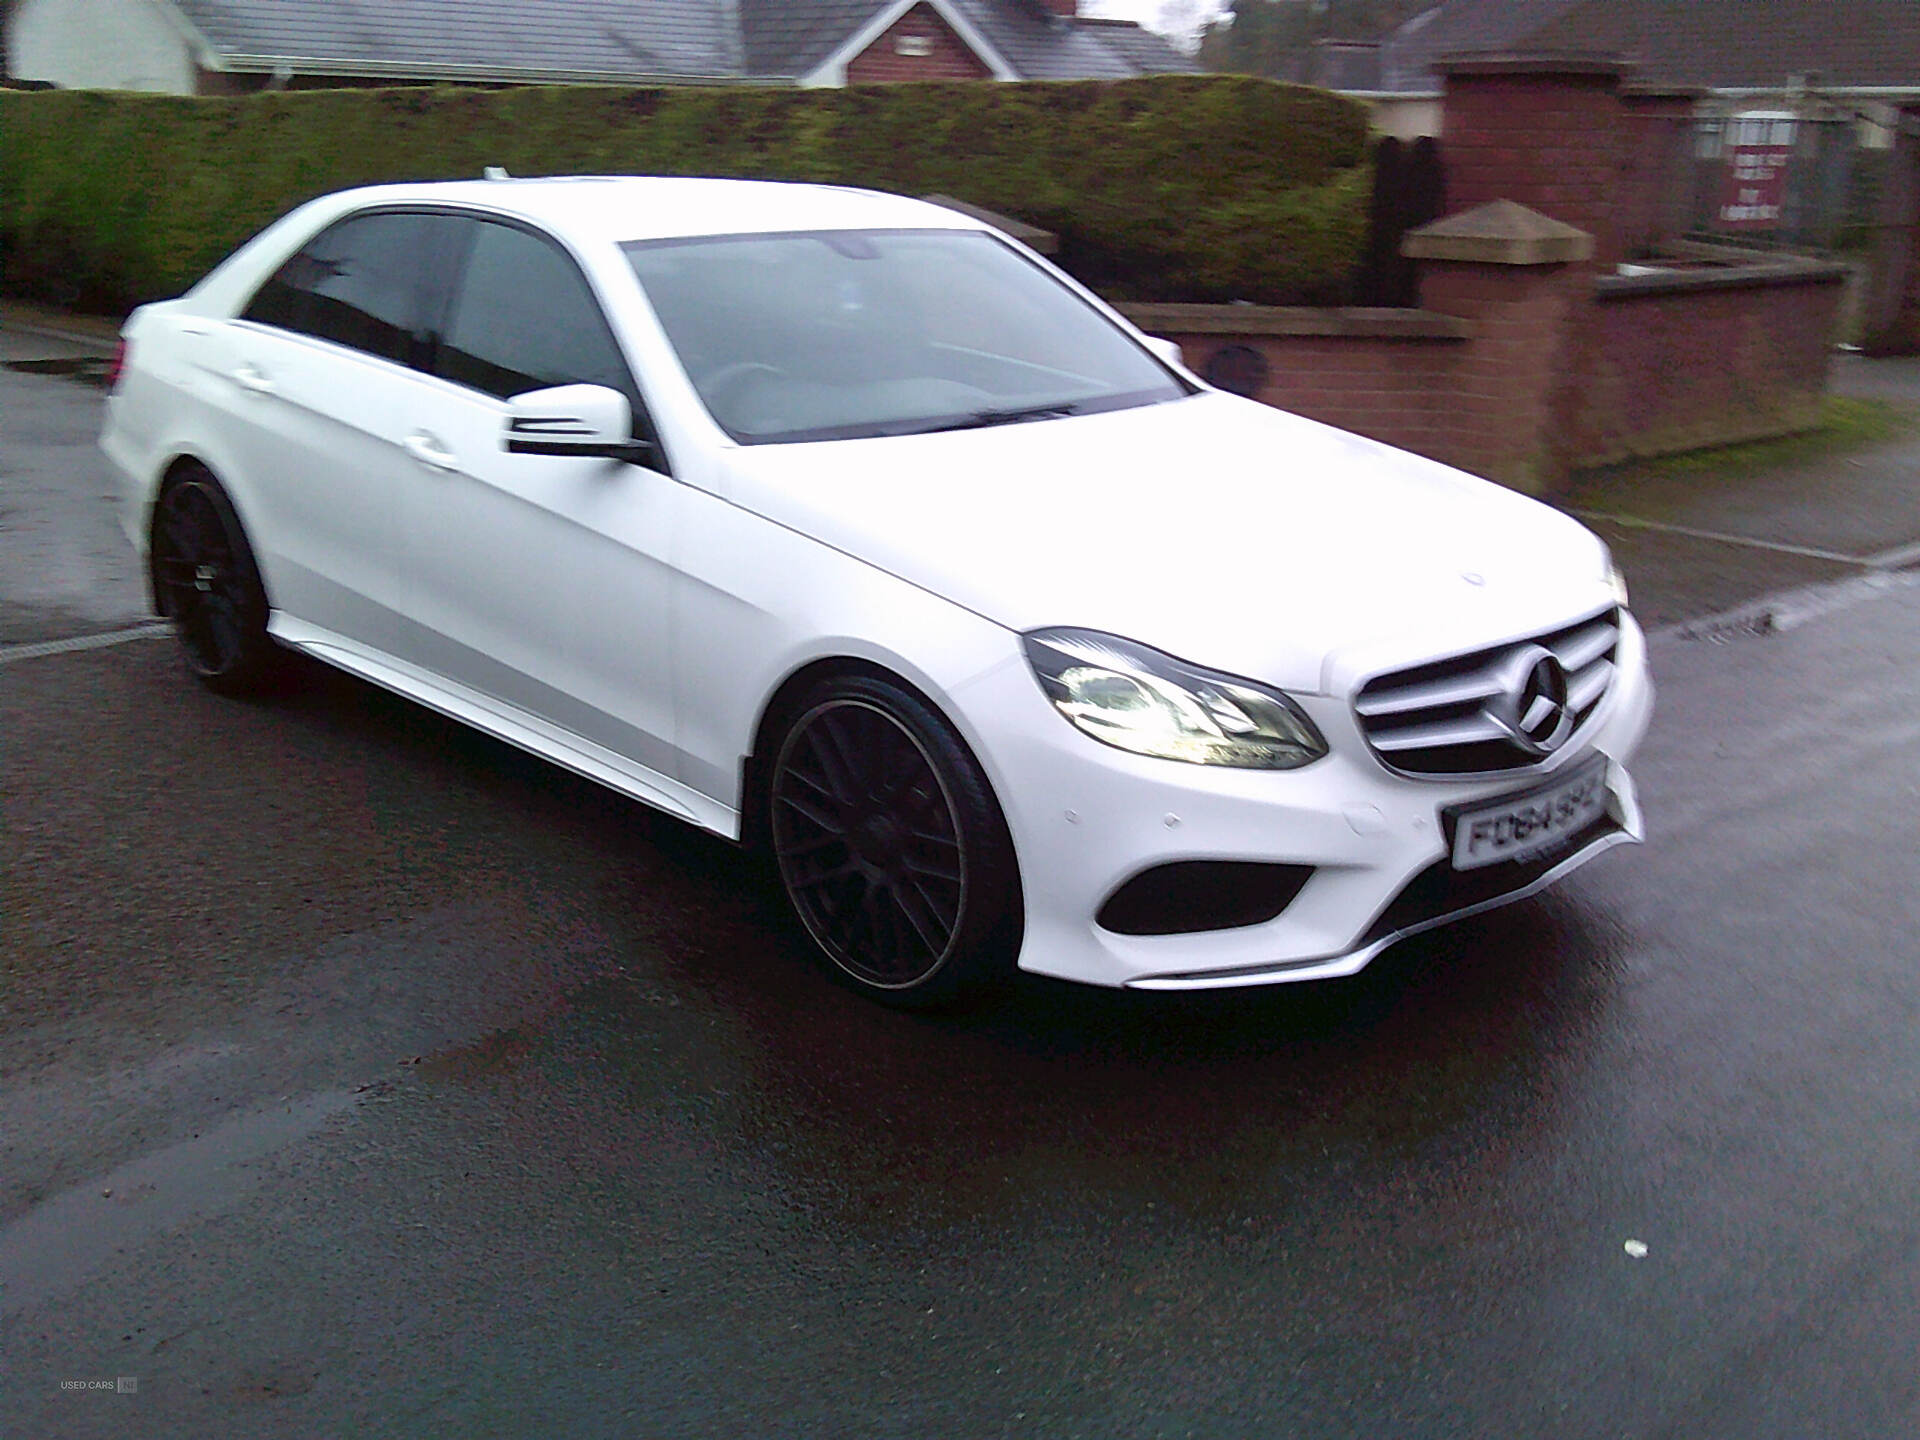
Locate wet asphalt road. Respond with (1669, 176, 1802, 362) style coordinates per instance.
(4, 358, 1920, 1436)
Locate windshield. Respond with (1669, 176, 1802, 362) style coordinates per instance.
(622, 229, 1189, 444)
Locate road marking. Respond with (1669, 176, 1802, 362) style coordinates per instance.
(1565, 509, 1868, 566)
(0, 622, 171, 666)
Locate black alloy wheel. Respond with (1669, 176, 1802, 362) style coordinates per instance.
(769, 676, 1020, 1006)
(150, 470, 277, 693)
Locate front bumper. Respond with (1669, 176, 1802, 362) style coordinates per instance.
(952, 613, 1654, 990)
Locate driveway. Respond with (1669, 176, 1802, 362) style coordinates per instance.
(4, 320, 1919, 1437)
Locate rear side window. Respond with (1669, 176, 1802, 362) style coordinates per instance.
(436, 220, 635, 404)
(241, 211, 438, 366)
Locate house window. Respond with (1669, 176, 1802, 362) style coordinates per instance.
(895, 35, 934, 57)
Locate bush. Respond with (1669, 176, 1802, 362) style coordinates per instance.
(0, 75, 1369, 313)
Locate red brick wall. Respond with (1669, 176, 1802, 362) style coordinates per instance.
(846, 5, 992, 83)
(1423, 260, 1583, 490)
(1863, 107, 1920, 353)
(1576, 276, 1844, 464)
(1118, 65, 1845, 490)
(1617, 93, 1696, 261)
(1131, 264, 1840, 491)
(1156, 332, 1471, 463)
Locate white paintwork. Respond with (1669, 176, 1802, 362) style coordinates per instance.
(720, 396, 1611, 697)
(100, 176, 1654, 991)
(8, 0, 200, 91)
(504, 385, 633, 451)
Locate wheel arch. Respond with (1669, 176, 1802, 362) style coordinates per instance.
(738, 651, 1021, 883)
(146, 452, 273, 615)
(739, 654, 923, 853)
(747, 653, 1028, 1002)
(147, 454, 213, 612)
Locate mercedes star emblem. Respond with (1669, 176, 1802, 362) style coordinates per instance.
(1488, 644, 1572, 756)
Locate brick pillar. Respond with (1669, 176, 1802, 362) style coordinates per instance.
(1436, 57, 1713, 481)
(1402, 202, 1594, 494)
(1439, 55, 1630, 270)
(1862, 105, 1920, 354)
(1618, 85, 1704, 259)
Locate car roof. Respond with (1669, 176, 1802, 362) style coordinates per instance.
(314, 175, 984, 245)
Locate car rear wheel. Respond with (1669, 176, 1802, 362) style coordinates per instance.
(150, 468, 278, 694)
(769, 675, 1021, 1007)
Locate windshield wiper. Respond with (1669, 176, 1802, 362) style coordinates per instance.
(915, 403, 1081, 435)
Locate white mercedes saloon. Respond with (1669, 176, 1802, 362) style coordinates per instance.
(102, 176, 1652, 1005)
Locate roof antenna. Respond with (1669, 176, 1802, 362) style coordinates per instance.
(483, 166, 511, 181)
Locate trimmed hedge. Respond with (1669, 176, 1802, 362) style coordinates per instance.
(0, 75, 1370, 313)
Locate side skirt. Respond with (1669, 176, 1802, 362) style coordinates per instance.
(268, 614, 740, 839)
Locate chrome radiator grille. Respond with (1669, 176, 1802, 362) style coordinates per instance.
(1353, 608, 1620, 776)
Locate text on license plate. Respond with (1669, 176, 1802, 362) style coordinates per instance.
(1449, 759, 1609, 871)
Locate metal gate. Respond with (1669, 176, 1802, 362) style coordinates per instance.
(1680, 111, 1872, 252)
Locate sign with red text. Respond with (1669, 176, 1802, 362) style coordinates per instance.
(1718, 112, 1795, 229)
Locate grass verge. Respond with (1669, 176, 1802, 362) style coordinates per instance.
(1612, 395, 1920, 481)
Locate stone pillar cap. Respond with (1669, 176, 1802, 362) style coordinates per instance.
(1401, 200, 1595, 265)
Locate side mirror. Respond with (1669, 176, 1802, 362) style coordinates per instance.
(1141, 335, 1184, 369)
(504, 384, 654, 464)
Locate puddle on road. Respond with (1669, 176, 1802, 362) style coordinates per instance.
(0, 1090, 359, 1318)
(3, 356, 110, 387)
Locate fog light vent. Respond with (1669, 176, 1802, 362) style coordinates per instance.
(1097, 861, 1314, 936)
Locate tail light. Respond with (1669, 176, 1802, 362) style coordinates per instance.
(105, 339, 128, 392)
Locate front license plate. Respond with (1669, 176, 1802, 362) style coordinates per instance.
(1448, 757, 1610, 871)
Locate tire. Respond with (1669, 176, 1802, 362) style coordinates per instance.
(149, 467, 279, 695)
(768, 674, 1022, 1008)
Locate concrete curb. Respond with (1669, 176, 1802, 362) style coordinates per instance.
(1657, 566, 1920, 645)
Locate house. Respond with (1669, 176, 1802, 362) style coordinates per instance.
(1, 0, 1197, 94)
(1360, 0, 1920, 120)
(1383, 0, 1920, 96)
(1273, 0, 1920, 139)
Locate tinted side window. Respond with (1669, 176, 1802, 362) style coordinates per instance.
(438, 221, 634, 404)
(241, 212, 435, 366)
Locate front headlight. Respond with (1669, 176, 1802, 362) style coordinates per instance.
(1022, 628, 1327, 769)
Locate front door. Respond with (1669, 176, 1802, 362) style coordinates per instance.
(390, 216, 681, 782)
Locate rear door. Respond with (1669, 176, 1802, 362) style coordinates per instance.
(389, 214, 682, 780)
(219, 210, 458, 652)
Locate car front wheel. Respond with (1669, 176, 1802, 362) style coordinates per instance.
(769, 675, 1021, 1007)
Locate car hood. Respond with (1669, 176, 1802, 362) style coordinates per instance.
(718, 393, 1614, 694)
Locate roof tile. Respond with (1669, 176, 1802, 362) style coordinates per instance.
(170, 0, 1197, 84)
(1379, 0, 1920, 93)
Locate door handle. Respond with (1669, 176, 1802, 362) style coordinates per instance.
(403, 432, 460, 472)
(231, 364, 276, 396)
